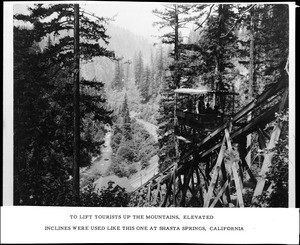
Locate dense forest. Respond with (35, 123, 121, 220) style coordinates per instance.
(13, 3, 289, 207)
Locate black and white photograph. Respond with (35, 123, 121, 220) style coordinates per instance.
(2, 1, 298, 243)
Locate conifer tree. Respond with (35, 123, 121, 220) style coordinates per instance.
(153, 4, 194, 88)
(14, 4, 115, 205)
(112, 59, 124, 91)
(153, 4, 194, 171)
(237, 4, 289, 97)
(156, 74, 177, 171)
(148, 50, 156, 97)
(153, 43, 166, 96)
(140, 65, 151, 103)
(134, 51, 144, 89)
(121, 93, 132, 141)
(194, 4, 238, 91)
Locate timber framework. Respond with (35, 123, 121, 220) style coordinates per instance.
(130, 78, 288, 207)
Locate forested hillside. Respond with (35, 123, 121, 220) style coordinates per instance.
(81, 24, 155, 82)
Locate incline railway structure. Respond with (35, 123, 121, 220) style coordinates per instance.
(130, 78, 288, 207)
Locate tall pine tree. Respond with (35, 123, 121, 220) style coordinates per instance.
(112, 59, 124, 91)
(140, 65, 151, 103)
(14, 4, 115, 205)
(153, 4, 194, 171)
(134, 51, 144, 89)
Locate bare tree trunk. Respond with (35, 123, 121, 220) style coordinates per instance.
(174, 5, 179, 62)
(174, 4, 180, 89)
(246, 8, 255, 171)
(73, 3, 80, 205)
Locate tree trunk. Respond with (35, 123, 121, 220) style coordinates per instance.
(73, 3, 80, 205)
(174, 5, 179, 62)
(174, 4, 180, 89)
(246, 8, 255, 171)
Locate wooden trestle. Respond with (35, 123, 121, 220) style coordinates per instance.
(130, 80, 288, 207)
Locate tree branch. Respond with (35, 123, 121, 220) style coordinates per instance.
(195, 4, 214, 31)
(220, 4, 256, 39)
(80, 9, 114, 23)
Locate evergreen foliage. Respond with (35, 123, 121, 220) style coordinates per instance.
(112, 59, 124, 91)
(134, 51, 144, 89)
(80, 183, 130, 207)
(108, 95, 158, 178)
(153, 4, 194, 171)
(237, 4, 289, 99)
(120, 94, 132, 141)
(14, 4, 115, 205)
(140, 65, 151, 103)
(156, 76, 177, 171)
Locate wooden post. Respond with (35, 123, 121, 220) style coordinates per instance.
(147, 183, 151, 203)
(153, 175, 162, 204)
(179, 163, 194, 206)
(174, 4, 179, 62)
(210, 180, 229, 207)
(160, 175, 173, 207)
(204, 135, 226, 207)
(251, 121, 283, 205)
(73, 3, 80, 205)
(173, 167, 177, 206)
(251, 89, 288, 205)
(231, 161, 244, 207)
(220, 160, 231, 205)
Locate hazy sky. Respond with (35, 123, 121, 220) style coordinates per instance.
(83, 2, 163, 40)
(13, 2, 166, 42)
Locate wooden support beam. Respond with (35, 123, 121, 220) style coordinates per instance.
(147, 183, 152, 203)
(173, 166, 177, 206)
(204, 135, 227, 207)
(221, 160, 231, 205)
(174, 81, 285, 180)
(237, 159, 244, 187)
(238, 136, 257, 183)
(179, 163, 194, 206)
(257, 128, 267, 149)
(153, 175, 162, 204)
(195, 167, 201, 184)
(210, 180, 229, 207)
(251, 89, 288, 205)
(225, 127, 233, 152)
(187, 186, 202, 206)
(176, 135, 192, 144)
(242, 159, 257, 183)
(196, 102, 281, 163)
(196, 167, 206, 205)
(225, 125, 244, 207)
(191, 172, 195, 193)
(174, 174, 184, 200)
(197, 182, 205, 206)
(251, 123, 282, 204)
(245, 133, 258, 157)
(231, 102, 280, 140)
(231, 161, 244, 207)
(160, 176, 173, 207)
(196, 80, 284, 153)
(195, 93, 282, 163)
